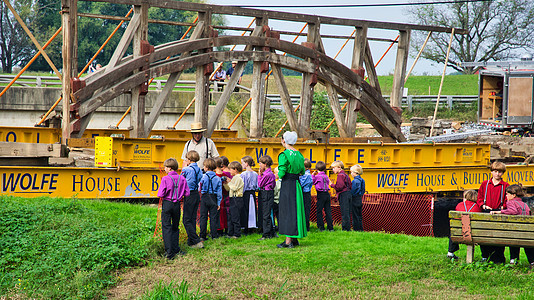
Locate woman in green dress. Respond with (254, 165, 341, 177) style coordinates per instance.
(277, 131, 307, 248)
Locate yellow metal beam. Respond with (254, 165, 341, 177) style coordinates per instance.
(2, 164, 532, 198)
(0, 127, 237, 144)
(94, 136, 491, 169)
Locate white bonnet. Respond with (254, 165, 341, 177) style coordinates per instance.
(283, 131, 298, 145)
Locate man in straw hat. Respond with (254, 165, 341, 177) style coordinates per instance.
(181, 122, 219, 169)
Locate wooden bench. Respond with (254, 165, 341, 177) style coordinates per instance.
(449, 211, 534, 263)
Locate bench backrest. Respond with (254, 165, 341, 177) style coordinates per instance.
(449, 211, 534, 247)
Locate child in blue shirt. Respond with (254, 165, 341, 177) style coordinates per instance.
(299, 158, 313, 231)
(199, 158, 222, 240)
(180, 150, 204, 249)
(350, 164, 365, 231)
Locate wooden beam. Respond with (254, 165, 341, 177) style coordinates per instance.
(364, 41, 382, 95)
(143, 22, 205, 137)
(106, 12, 141, 70)
(298, 23, 319, 138)
(316, 34, 349, 137)
(74, 35, 405, 141)
(72, 113, 93, 138)
(248, 21, 269, 139)
(351, 26, 367, 69)
(76, 50, 405, 141)
(61, 0, 77, 141)
(214, 25, 399, 42)
(130, 3, 149, 138)
(206, 60, 247, 137)
(345, 26, 368, 136)
(316, 65, 405, 141)
(325, 84, 349, 137)
(390, 30, 411, 108)
(0, 142, 64, 157)
(78, 71, 147, 117)
(250, 60, 267, 138)
(194, 11, 211, 128)
(144, 71, 181, 136)
(78, 12, 195, 27)
(207, 22, 266, 137)
(271, 63, 298, 133)
(85, 0, 465, 34)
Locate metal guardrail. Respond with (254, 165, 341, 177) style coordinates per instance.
(0, 75, 477, 110)
(267, 94, 478, 111)
(0, 74, 247, 91)
(0, 75, 62, 87)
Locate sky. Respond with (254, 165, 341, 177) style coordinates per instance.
(207, 0, 450, 76)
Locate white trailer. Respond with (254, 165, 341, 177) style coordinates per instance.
(477, 68, 534, 129)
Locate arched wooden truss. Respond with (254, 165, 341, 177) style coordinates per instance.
(62, 0, 464, 142)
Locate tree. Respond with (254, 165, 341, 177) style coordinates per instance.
(26, 0, 208, 73)
(0, 0, 35, 73)
(408, 0, 534, 74)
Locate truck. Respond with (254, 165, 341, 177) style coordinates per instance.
(462, 59, 534, 130)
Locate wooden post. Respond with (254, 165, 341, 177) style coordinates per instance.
(271, 64, 299, 133)
(346, 25, 367, 136)
(250, 61, 267, 138)
(325, 84, 348, 137)
(316, 37, 349, 137)
(144, 21, 206, 137)
(249, 18, 268, 139)
(466, 245, 474, 263)
(298, 22, 319, 138)
(207, 23, 263, 137)
(390, 30, 411, 108)
(130, 3, 148, 138)
(194, 11, 211, 129)
(61, 0, 77, 142)
(207, 60, 248, 137)
(364, 41, 382, 95)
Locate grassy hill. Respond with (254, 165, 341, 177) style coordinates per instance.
(181, 73, 480, 96)
(2, 196, 533, 299)
(3, 70, 478, 96)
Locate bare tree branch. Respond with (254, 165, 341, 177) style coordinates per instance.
(409, 0, 534, 74)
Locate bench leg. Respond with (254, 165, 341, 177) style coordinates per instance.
(466, 244, 474, 263)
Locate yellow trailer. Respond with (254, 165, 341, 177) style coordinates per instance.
(2, 164, 533, 198)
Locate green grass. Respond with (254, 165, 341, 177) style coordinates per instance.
(140, 280, 206, 300)
(1, 72, 478, 96)
(2, 196, 533, 299)
(0, 196, 159, 299)
(380, 74, 479, 95)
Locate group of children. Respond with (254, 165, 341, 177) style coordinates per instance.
(157, 151, 367, 259)
(447, 161, 534, 268)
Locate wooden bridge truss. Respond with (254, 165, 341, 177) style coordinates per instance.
(61, 0, 463, 142)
